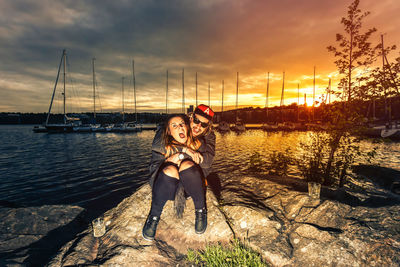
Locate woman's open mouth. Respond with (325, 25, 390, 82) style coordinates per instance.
(179, 133, 185, 139)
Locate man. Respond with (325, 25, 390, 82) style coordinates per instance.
(187, 104, 216, 179)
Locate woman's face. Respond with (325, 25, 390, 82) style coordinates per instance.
(168, 116, 188, 144)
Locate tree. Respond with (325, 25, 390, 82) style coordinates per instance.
(356, 37, 397, 100)
(327, 0, 379, 103)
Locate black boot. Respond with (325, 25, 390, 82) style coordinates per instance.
(142, 214, 160, 241)
(195, 208, 207, 234)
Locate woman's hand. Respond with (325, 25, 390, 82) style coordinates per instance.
(184, 148, 203, 164)
(165, 153, 182, 165)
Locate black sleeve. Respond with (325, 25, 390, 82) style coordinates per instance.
(151, 127, 166, 154)
(199, 131, 216, 170)
(148, 128, 167, 187)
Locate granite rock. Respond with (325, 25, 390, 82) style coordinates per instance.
(0, 205, 85, 266)
(221, 175, 400, 267)
(47, 184, 232, 266)
(47, 174, 400, 266)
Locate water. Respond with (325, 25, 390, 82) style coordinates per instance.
(0, 125, 152, 212)
(214, 130, 400, 179)
(1, 125, 399, 212)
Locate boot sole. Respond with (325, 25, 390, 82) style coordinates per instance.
(142, 231, 155, 241)
(195, 226, 207, 234)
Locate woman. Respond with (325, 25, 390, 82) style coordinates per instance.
(143, 114, 208, 241)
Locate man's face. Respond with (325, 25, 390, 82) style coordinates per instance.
(190, 114, 210, 137)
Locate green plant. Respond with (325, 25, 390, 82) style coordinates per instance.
(248, 152, 265, 173)
(297, 130, 376, 187)
(247, 150, 294, 176)
(297, 132, 328, 184)
(186, 239, 267, 266)
(327, 0, 379, 102)
(267, 149, 294, 176)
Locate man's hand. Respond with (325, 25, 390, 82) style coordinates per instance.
(184, 148, 203, 164)
(165, 153, 182, 165)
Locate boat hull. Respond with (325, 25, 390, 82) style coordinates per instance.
(45, 124, 74, 133)
(381, 129, 400, 139)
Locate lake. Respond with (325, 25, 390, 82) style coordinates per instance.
(1, 125, 399, 213)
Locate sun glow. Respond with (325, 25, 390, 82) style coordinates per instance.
(304, 97, 323, 107)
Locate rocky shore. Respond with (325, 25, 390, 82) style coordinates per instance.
(46, 172, 399, 266)
(2, 170, 399, 266)
(0, 205, 86, 266)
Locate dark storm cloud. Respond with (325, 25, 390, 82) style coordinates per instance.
(0, 0, 220, 112)
(0, 0, 399, 112)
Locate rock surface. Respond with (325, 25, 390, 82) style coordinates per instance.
(352, 164, 400, 194)
(47, 174, 400, 266)
(0, 205, 85, 266)
(221, 175, 400, 267)
(47, 184, 232, 266)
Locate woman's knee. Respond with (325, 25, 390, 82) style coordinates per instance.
(179, 160, 195, 172)
(162, 165, 179, 179)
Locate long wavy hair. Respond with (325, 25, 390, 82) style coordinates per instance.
(162, 114, 201, 158)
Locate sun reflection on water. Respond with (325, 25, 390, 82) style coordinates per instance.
(214, 130, 400, 179)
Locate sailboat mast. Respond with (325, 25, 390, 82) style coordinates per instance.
(328, 78, 331, 104)
(313, 66, 316, 121)
(92, 58, 96, 120)
(280, 72, 285, 122)
(132, 60, 137, 122)
(280, 72, 285, 107)
(122, 77, 125, 122)
(381, 34, 390, 124)
(195, 72, 198, 107)
(166, 70, 168, 114)
(236, 72, 239, 120)
(182, 68, 185, 113)
(266, 72, 270, 119)
(297, 83, 300, 105)
(208, 81, 210, 107)
(46, 49, 65, 126)
(236, 72, 239, 110)
(297, 83, 300, 121)
(381, 37, 399, 94)
(221, 80, 224, 113)
(63, 50, 67, 124)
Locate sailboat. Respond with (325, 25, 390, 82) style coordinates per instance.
(262, 72, 278, 131)
(232, 72, 246, 132)
(112, 60, 142, 133)
(381, 124, 400, 139)
(73, 58, 97, 133)
(217, 80, 230, 132)
(126, 59, 142, 132)
(42, 49, 82, 133)
(89, 58, 106, 132)
(363, 35, 400, 139)
(276, 71, 296, 131)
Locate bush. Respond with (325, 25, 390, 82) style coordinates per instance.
(296, 130, 376, 187)
(267, 149, 293, 176)
(248, 152, 265, 173)
(296, 132, 329, 184)
(248, 150, 294, 176)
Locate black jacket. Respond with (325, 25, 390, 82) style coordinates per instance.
(148, 127, 216, 187)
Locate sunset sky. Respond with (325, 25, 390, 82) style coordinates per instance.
(1, 0, 400, 113)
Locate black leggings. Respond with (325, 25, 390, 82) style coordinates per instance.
(150, 164, 205, 217)
(180, 165, 205, 209)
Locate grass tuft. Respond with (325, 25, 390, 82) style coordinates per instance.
(186, 239, 268, 266)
